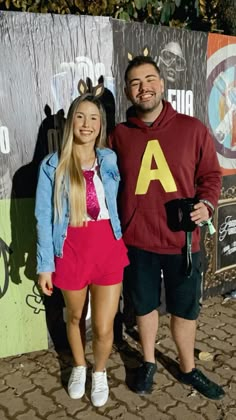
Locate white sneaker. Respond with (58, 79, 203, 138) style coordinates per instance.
(91, 370, 109, 407)
(68, 366, 87, 399)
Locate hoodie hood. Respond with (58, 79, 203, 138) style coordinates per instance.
(127, 100, 177, 130)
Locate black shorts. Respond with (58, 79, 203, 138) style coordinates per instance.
(123, 247, 202, 320)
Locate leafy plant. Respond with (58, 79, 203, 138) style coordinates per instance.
(0, 0, 234, 35)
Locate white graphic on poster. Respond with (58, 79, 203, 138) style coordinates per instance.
(219, 215, 236, 242)
(51, 56, 115, 113)
(213, 71, 236, 148)
(158, 41, 186, 85)
(207, 44, 236, 172)
(0, 120, 11, 199)
(158, 41, 193, 116)
(168, 89, 193, 116)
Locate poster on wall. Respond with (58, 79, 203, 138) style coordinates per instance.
(214, 200, 236, 273)
(0, 11, 114, 357)
(112, 20, 208, 123)
(207, 33, 236, 176)
(203, 33, 236, 297)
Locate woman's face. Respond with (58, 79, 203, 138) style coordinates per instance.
(73, 100, 101, 146)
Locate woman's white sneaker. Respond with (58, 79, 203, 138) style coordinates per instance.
(68, 366, 87, 399)
(91, 370, 109, 407)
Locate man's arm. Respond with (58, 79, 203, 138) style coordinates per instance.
(195, 128, 222, 212)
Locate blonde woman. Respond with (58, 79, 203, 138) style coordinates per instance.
(35, 80, 129, 407)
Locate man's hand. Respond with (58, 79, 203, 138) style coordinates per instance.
(190, 202, 209, 225)
(38, 272, 53, 296)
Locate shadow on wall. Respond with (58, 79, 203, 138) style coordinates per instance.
(7, 83, 116, 350)
(8, 105, 67, 350)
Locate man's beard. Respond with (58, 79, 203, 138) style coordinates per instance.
(134, 96, 162, 113)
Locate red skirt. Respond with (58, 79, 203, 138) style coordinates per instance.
(52, 219, 129, 291)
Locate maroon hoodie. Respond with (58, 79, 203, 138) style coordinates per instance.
(110, 101, 222, 254)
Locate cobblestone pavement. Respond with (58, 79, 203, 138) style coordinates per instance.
(0, 296, 235, 420)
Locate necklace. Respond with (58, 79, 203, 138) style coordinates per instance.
(81, 156, 96, 170)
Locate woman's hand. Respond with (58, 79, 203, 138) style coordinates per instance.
(38, 272, 53, 296)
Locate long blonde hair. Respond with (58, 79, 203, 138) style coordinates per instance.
(54, 95, 107, 226)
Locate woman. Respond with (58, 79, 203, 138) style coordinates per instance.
(35, 81, 129, 407)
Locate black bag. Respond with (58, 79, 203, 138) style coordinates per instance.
(165, 197, 199, 276)
(165, 197, 199, 233)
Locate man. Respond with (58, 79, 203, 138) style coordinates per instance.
(110, 56, 225, 400)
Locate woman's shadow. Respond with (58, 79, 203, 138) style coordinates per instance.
(9, 104, 69, 352)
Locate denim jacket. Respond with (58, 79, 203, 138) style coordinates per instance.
(35, 148, 122, 273)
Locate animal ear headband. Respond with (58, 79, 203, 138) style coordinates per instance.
(77, 77, 104, 99)
(128, 46, 150, 61)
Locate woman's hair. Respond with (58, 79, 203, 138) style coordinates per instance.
(54, 95, 107, 226)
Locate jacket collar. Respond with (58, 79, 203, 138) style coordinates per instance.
(47, 152, 59, 168)
(47, 148, 113, 168)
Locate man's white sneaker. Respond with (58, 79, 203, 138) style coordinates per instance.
(68, 366, 87, 399)
(91, 370, 109, 407)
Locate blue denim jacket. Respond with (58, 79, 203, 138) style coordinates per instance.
(35, 148, 122, 273)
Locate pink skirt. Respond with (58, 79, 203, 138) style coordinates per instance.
(52, 219, 129, 290)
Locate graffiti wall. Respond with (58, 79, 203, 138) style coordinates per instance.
(0, 11, 236, 357)
(0, 11, 114, 358)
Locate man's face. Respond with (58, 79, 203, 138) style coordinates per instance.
(125, 63, 164, 114)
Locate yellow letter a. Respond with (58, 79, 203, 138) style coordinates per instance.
(135, 140, 177, 194)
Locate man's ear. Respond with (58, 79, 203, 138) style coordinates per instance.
(160, 78, 165, 94)
(124, 86, 130, 101)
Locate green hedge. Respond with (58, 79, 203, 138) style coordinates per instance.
(0, 0, 235, 35)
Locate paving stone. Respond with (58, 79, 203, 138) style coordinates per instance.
(137, 403, 175, 419)
(168, 402, 206, 419)
(212, 365, 235, 381)
(198, 316, 225, 328)
(117, 413, 142, 420)
(104, 403, 128, 419)
(31, 370, 61, 393)
(225, 410, 236, 420)
(226, 380, 236, 400)
(111, 383, 146, 410)
(0, 408, 11, 420)
(0, 389, 28, 417)
(73, 407, 111, 419)
(153, 371, 174, 389)
(30, 351, 61, 375)
(195, 330, 209, 341)
(165, 383, 206, 410)
(200, 402, 225, 420)
(0, 362, 16, 379)
(204, 337, 234, 353)
(221, 323, 236, 336)
(211, 313, 236, 326)
(15, 408, 42, 420)
(23, 389, 58, 417)
(0, 297, 235, 420)
(4, 371, 36, 395)
(216, 305, 236, 317)
(46, 409, 75, 420)
(199, 325, 228, 340)
(0, 379, 8, 392)
(109, 365, 126, 381)
(158, 338, 177, 352)
(51, 387, 89, 413)
(145, 389, 177, 412)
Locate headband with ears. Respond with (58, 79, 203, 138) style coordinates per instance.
(127, 46, 150, 62)
(77, 77, 104, 99)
